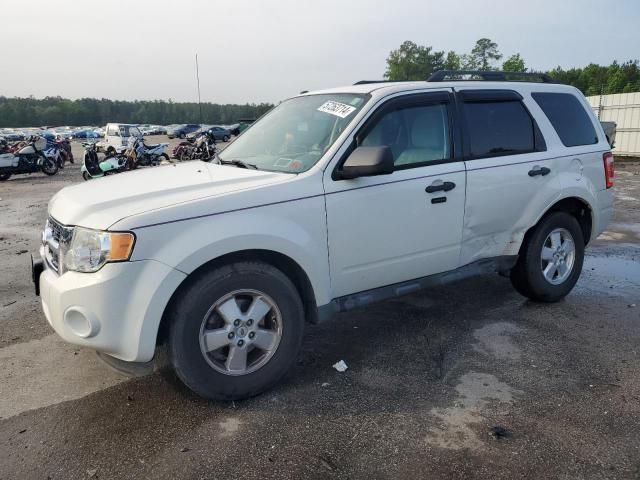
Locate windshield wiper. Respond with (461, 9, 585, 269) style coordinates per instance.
(219, 159, 259, 170)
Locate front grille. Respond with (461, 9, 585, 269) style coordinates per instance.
(43, 217, 73, 273)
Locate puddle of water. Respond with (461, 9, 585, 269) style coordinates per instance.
(472, 322, 522, 360)
(584, 256, 640, 284)
(426, 372, 520, 450)
(580, 255, 640, 295)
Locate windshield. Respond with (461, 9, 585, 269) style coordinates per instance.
(219, 93, 368, 173)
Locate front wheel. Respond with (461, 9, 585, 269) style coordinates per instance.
(166, 261, 305, 400)
(223, 135, 230, 143)
(82, 171, 91, 181)
(158, 153, 169, 163)
(510, 212, 584, 302)
(41, 158, 59, 176)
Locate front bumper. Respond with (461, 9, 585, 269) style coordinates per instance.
(37, 246, 186, 362)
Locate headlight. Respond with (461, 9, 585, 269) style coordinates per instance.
(61, 227, 135, 273)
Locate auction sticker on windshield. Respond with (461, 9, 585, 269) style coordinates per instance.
(317, 101, 357, 118)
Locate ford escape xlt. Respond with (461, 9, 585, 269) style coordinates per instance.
(32, 71, 614, 400)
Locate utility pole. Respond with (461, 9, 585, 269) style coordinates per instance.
(195, 54, 203, 124)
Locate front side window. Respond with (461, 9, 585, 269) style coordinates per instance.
(532, 92, 598, 147)
(464, 100, 539, 158)
(360, 103, 450, 167)
(219, 93, 368, 173)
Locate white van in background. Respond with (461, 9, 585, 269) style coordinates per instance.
(97, 123, 141, 155)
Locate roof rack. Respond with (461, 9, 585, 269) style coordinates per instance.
(353, 80, 404, 85)
(427, 70, 555, 83)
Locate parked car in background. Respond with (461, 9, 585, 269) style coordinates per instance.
(0, 129, 25, 142)
(96, 123, 142, 155)
(73, 129, 100, 139)
(237, 119, 256, 134)
(207, 125, 231, 142)
(146, 125, 167, 135)
(222, 124, 241, 136)
(52, 128, 74, 139)
(167, 124, 201, 139)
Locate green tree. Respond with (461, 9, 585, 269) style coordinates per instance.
(0, 96, 274, 128)
(469, 38, 502, 70)
(443, 51, 461, 70)
(384, 40, 446, 81)
(502, 54, 526, 72)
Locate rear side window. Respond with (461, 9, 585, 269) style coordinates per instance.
(463, 100, 542, 158)
(531, 92, 598, 147)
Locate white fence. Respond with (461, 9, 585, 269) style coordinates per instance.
(587, 92, 640, 157)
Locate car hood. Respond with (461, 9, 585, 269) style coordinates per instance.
(49, 162, 289, 230)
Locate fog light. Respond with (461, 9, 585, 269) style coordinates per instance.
(63, 307, 100, 338)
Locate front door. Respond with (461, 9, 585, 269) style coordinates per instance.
(324, 90, 466, 298)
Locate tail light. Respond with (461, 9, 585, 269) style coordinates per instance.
(603, 152, 614, 189)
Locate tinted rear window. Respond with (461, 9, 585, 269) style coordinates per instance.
(464, 101, 537, 158)
(532, 92, 598, 147)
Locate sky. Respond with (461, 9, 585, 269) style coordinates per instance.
(1, 0, 639, 104)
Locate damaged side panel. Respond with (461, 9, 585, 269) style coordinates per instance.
(460, 156, 562, 266)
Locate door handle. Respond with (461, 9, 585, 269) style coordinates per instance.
(528, 166, 551, 177)
(425, 181, 456, 193)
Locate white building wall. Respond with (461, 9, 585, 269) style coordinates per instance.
(587, 92, 640, 156)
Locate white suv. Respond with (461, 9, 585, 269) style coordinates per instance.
(33, 71, 615, 400)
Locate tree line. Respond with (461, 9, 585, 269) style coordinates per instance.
(384, 38, 640, 96)
(0, 96, 274, 128)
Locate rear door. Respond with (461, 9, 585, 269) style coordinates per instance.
(324, 90, 467, 298)
(458, 88, 561, 265)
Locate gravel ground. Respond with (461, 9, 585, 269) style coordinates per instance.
(0, 147, 638, 480)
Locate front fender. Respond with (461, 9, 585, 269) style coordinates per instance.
(128, 196, 331, 306)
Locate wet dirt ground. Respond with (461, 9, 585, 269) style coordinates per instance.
(0, 150, 639, 479)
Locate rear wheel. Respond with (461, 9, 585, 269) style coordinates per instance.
(510, 212, 584, 302)
(82, 171, 91, 181)
(223, 135, 230, 143)
(0, 173, 11, 181)
(167, 261, 305, 400)
(159, 153, 169, 163)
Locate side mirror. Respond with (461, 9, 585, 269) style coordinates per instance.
(337, 146, 394, 180)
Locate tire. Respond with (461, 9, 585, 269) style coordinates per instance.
(0, 173, 11, 181)
(180, 133, 186, 139)
(167, 261, 305, 400)
(41, 158, 59, 176)
(510, 212, 584, 303)
(82, 171, 91, 181)
(159, 153, 169, 163)
(223, 135, 230, 143)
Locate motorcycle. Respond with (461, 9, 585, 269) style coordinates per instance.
(56, 136, 74, 164)
(128, 135, 170, 166)
(173, 131, 217, 161)
(80, 142, 130, 180)
(44, 143, 66, 170)
(0, 136, 58, 181)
